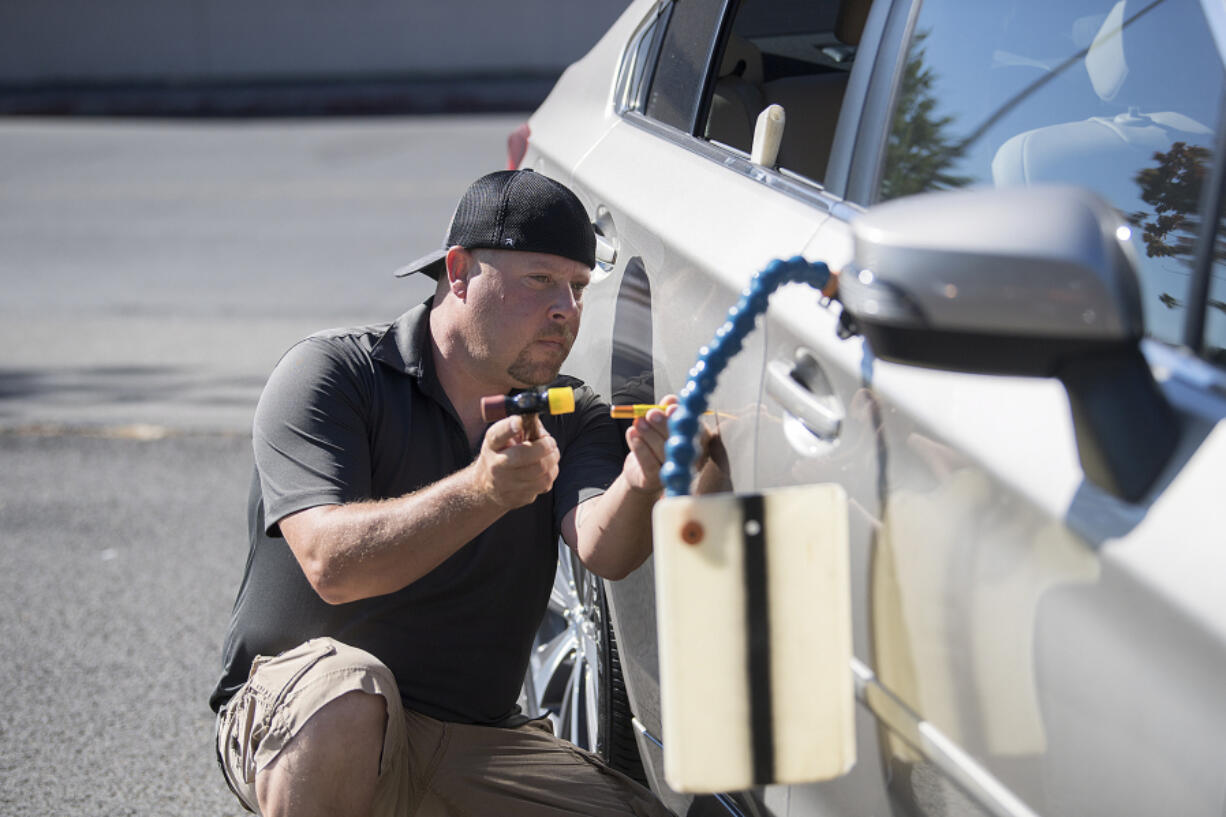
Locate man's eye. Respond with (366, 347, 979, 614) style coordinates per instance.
(571, 282, 588, 295)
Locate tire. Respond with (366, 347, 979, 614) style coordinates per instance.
(521, 540, 648, 786)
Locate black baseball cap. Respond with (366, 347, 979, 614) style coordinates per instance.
(394, 169, 596, 280)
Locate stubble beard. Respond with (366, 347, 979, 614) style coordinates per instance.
(506, 330, 574, 387)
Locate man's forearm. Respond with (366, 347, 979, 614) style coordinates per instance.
(572, 474, 661, 580)
(283, 414, 560, 604)
(282, 465, 507, 604)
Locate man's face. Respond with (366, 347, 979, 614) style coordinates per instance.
(462, 248, 590, 388)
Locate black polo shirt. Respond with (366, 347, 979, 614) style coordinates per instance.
(209, 301, 624, 724)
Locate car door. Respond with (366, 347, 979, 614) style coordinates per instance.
(528, 0, 898, 814)
(759, 1, 1226, 816)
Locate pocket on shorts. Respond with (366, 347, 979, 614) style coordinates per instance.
(235, 639, 340, 783)
(247, 639, 338, 707)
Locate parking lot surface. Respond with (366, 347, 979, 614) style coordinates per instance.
(0, 114, 516, 815)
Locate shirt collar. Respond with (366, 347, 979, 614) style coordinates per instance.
(371, 299, 433, 379)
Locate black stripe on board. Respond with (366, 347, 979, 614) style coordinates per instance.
(741, 493, 774, 784)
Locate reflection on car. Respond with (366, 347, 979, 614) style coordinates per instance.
(515, 0, 1226, 815)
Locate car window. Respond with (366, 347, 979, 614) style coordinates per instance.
(644, 0, 730, 132)
(876, 0, 1226, 349)
(701, 0, 871, 184)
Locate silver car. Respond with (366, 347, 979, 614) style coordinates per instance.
(515, 1, 1226, 815)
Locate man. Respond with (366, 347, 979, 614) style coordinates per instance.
(211, 170, 678, 817)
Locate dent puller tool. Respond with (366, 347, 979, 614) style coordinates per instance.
(651, 257, 854, 793)
(480, 386, 575, 440)
(610, 404, 724, 420)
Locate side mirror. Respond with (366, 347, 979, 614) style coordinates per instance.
(841, 186, 1176, 502)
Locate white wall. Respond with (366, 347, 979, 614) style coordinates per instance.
(0, 0, 631, 84)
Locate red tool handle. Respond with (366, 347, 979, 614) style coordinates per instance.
(480, 395, 541, 440)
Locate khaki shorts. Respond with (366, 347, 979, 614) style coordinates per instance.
(215, 638, 672, 817)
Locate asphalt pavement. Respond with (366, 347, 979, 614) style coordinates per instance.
(0, 113, 521, 815)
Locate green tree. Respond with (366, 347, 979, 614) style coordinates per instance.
(1131, 142, 1213, 261)
(879, 32, 972, 201)
(1129, 141, 1226, 312)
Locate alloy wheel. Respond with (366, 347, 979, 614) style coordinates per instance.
(522, 541, 605, 752)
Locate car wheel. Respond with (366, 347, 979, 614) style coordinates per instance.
(522, 540, 648, 786)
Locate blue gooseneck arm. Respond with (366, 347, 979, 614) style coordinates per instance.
(660, 256, 833, 497)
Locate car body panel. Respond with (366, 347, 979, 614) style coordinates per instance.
(521, 0, 1226, 815)
(548, 108, 836, 812)
(522, 0, 638, 189)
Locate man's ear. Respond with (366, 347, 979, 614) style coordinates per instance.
(444, 246, 474, 300)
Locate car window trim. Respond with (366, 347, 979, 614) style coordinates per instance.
(615, 0, 673, 116)
(691, 0, 744, 138)
(1184, 89, 1226, 354)
(846, 0, 922, 206)
(644, 0, 733, 133)
(825, 0, 896, 199)
(1203, 0, 1226, 64)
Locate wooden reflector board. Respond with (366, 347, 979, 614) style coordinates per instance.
(652, 484, 855, 792)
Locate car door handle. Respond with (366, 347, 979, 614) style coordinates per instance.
(595, 232, 618, 267)
(765, 358, 842, 440)
(593, 206, 618, 271)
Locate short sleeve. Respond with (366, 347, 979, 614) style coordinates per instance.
(550, 382, 625, 529)
(252, 336, 374, 536)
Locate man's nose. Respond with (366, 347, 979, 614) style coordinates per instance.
(549, 285, 581, 321)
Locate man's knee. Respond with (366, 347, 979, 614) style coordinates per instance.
(216, 639, 406, 816)
(290, 687, 389, 749)
(257, 691, 388, 817)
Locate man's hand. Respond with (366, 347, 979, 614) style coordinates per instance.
(569, 393, 718, 579)
(621, 394, 713, 495)
(474, 414, 561, 510)
(620, 395, 677, 495)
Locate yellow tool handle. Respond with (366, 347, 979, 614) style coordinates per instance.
(610, 404, 667, 419)
(610, 404, 717, 419)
